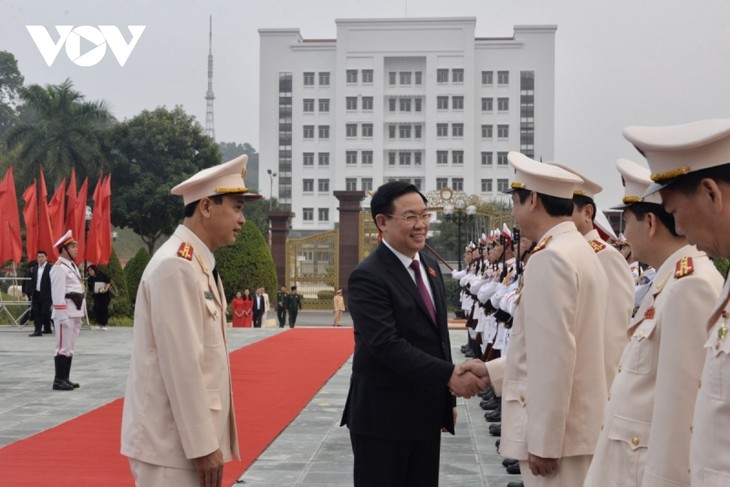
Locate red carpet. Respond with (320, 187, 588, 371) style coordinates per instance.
(0, 328, 354, 486)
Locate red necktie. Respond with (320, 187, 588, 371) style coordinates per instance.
(410, 259, 437, 324)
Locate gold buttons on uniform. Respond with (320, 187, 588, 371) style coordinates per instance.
(519, 394, 525, 403)
(618, 365, 623, 373)
(631, 437, 639, 446)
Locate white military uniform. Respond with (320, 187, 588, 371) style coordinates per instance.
(50, 255, 86, 357)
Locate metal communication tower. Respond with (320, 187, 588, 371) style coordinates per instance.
(205, 15, 215, 140)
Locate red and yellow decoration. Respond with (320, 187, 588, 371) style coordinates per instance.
(177, 242, 194, 261)
(644, 307, 655, 320)
(674, 256, 694, 279)
(532, 235, 552, 253)
(589, 240, 606, 253)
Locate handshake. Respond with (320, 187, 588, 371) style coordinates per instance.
(448, 358, 490, 398)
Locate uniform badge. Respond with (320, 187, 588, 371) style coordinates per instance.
(428, 267, 437, 278)
(674, 256, 694, 279)
(532, 235, 552, 253)
(589, 239, 606, 253)
(204, 291, 214, 300)
(644, 307, 655, 320)
(177, 242, 194, 261)
(717, 310, 728, 349)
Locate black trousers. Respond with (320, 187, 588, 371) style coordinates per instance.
(253, 312, 263, 328)
(276, 307, 287, 327)
(287, 308, 298, 328)
(349, 430, 441, 487)
(31, 294, 52, 332)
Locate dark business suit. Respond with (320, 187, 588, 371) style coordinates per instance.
(30, 263, 53, 334)
(341, 243, 456, 487)
(252, 294, 265, 328)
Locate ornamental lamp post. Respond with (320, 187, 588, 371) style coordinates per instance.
(266, 169, 277, 212)
(443, 201, 476, 271)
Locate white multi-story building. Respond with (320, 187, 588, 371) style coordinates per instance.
(259, 17, 556, 231)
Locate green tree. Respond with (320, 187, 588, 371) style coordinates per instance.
(714, 257, 729, 279)
(215, 218, 277, 302)
(4, 78, 112, 187)
(0, 51, 24, 141)
(124, 247, 151, 312)
(107, 106, 221, 254)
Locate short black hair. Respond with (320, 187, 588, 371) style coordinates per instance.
(183, 194, 225, 218)
(37, 250, 47, 257)
(513, 188, 574, 217)
(370, 181, 427, 230)
(291, 286, 297, 290)
(573, 195, 597, 222)
(665, 162, 730, 195)
(625, 202, 679, 237)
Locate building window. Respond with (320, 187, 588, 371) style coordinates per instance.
(303, 99, 314, 112)
(452, 123, 464, 137)
(414, 98, 423, 112)
(318, 179, 329, 193)
(318, 98, 330, 112)
(400, 72, 411, 85)
(319, 72, 330, 86)
(482, 97, 493, 112)
(399, 125, 411, 139)
(318, 125, 329, 139)
(412, 178, 423, 191)
(362, 178, 373, 192)
(437, 151, 448, 164)
(362, 123, 373, 137)
(437, 96, 449, 110)
(388, 125, 396, 139)
(346, 97, 358, 111)
(452, 68, 464, 83)
(498, 124, 510, 138)
(303, 152, 314, 166)
(362, 69, 373, 83)
(346, 178, 357, 191)
(415, 71, 422, 85)
(437, 68, 449, 83)
(303, 125, 314, 138)
(362, 151, 373, 165)
(399, 152, 411, 166)
(497, 152, 508, 165)
(452, 178, 464, 191)
(362, 96, 373, 110)
(498, 97, 509, 111)
(318, 152, 330, 166)
(389, 98, 397, 112)
(481, 179, 493, 192)
(346, 123, 358, 137)
(481, 152, 493, 166)
(399, 98, 411, 112)
(318, 208, 329, 221)
(482, 71, 493, 85)
(303, 208, 314, 221)
(498, 70, 509, 85)
(452, 150, 464, 164)
(414, 125, 422, 139)
(452, 96, 464, 110)
(436, 178, 448, 189)
(437, 123, 448, 137)
(303, 179, 314, 192)
(497, 179, 509, 192)
(388, 152, 396, 166)
(303, 72, 314, 86)
(389, 72, 397, 85)
(346, 69, 358, 83)
(346, 151, 358, 164)
(481, 124, 493, 139)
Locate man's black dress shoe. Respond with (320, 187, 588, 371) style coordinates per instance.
(502, 457, 519, 467)
(506, 463, 521, 475)
(29, 332, 43, 337)
(486, 408, 501, 422)
(489, 423, 501, 436)
(480, 397, 499, 410)
(506, 482, 524, 487)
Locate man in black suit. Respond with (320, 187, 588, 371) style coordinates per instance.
(341, 181, 486, 487)
(28, 250, 53, 337)
(252, 288, 265, 328)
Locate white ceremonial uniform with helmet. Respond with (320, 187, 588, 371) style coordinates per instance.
(121, 154, 260, 486)
(50, 250, 86, 357)
(485, 153, 608, 487)
(623, 118, 730, 486)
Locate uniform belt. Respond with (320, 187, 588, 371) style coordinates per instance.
(65, 292, 85, 310)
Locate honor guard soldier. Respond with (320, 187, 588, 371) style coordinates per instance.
(275, 286, 288, 328)
(549, 162, 635, 390)
(624, 119, 730, 486)
(460, 152, 609, 486)
(50, 230, 85, 391)
(121, 154, 261, 487)
(584, 158, 722, 487)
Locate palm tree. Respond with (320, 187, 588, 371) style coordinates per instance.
(4, 78, 113, 187)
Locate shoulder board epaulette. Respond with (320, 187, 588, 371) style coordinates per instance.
(533, 235, 552, 253)
(177, 242, 194, 261)
(54, 261, 62, 266)
(589, 240, 606, 253)
(674, 256, 694, 279)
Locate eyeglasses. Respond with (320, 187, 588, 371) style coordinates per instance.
(387, 212, 432, 225)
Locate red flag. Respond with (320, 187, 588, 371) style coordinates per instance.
(73, 177, 88, 263)
(65, 168, 77, 231)
(99, 174, 112, 265)
(0, 167, 23, 263)
(22, 181, 38, 260)
(38, 168, 58, 260)
(85, 174, 104, 265)
(48, 178, 66, 238)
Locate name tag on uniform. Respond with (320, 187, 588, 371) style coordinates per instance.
(204, 291, 214, 300)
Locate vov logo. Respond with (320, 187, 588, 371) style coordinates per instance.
(26, 25, 146, 67)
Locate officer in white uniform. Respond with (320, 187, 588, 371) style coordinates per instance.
(49, 230, 86, 391)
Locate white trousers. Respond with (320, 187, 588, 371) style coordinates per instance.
(519, 454, 592, 487)
(54, 317, 82, 356)
(128, 458, 198, 487)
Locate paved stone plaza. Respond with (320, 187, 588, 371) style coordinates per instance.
(0, 311, 520, 486)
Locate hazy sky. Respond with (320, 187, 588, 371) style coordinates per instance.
(3, 0, 730, 208)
